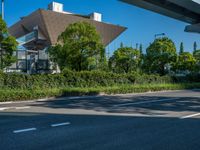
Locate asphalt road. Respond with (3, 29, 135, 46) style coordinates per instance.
(0, 90, 200, 150)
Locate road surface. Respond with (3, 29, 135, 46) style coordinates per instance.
(0, 90, 200, 150)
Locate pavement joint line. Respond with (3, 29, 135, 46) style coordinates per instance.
(113, 98, 180, 107)
(180, 113, 200, 119)
(51, 122, 71, 127)
(13, 128, 37, 134)
(68, 95, 101, 100)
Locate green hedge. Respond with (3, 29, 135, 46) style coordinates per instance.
(1, 83, 200, 102)
(0, 70, 199, 90)
(0, 70, 199, 102)
(0, 70, 173, 89)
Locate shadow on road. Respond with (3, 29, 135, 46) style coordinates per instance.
(28, 92, 200, 116)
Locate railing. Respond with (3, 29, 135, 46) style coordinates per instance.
(17, 31, 37, 46)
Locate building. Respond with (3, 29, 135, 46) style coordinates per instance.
(120, 0, 200, 33)
(8, 2, 126, 73)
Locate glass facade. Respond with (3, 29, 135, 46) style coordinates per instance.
(8, 49, 50, 73)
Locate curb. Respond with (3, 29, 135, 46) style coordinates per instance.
(0, 89, 195, 105)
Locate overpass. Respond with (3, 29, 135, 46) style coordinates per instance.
(120, 0, 200, 33)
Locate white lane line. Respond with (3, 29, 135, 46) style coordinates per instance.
(13, 128, 37, 134)
(0, 106, 30, 111)
(113, 98, 179, 107)
(51, 122, 71, 127)
(0, 107, 10, 111)
(15, 106, 30, 110)
(180, 113, 200, 119)
(0, 102, 12, 105)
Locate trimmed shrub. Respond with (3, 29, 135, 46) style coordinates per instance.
(0, 70, 199, 90)
(1, 83, 200, 102)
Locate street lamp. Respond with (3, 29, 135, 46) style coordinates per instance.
(154, 33, 165, 39)
(1, 0, 4, 20)
(0, 0, 4, 70)
(0, 42, 1, 70)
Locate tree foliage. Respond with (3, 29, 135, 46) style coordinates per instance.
(139, 44, 143, 55)
(179, 42, 184, 54)
(174, 52, 196, 72)
(193, 49, 200, 61)
(0, 16, 18, 70)
(193, 49, 200, 71)
(109, 47, 140, 73)
(144, 37, 177, 75)
(49, 21, 105, 71)
(193, 41, 197, 52)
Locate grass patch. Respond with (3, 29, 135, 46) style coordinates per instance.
(0, 83, 200, 102)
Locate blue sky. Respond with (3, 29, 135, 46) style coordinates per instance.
(5, 0, 200, 54)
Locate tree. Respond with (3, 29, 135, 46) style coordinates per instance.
(139, 44, 143, 55)
(144, 37, 177, 75)
(179, 42, 184, 54)
(193, 41, 197, 52)
(109, 47, 140, 73)
(49, 21, 105, 71)
(174, 52, 196, 72)
(0, 16, 17, 70)
(193, 49, 200, 71)
(193, 49, 200, 61)
(120, 42, 124, 48)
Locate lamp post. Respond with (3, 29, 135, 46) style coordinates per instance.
(1, 0, 4, 20)
(0, 43, 2, 70)
(0, 0, 4, 70)
(154, 33, 165, 39)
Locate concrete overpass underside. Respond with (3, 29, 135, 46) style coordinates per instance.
(120, 0, 200, 33)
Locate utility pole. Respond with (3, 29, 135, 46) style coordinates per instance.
(0, 42, 2, 70)
(0, 0, 4, 70)
(1, 0, 4, 20)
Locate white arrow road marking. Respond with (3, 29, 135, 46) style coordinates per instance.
(180, 113, 200, 119)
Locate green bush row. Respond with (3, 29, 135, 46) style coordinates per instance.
(1, 83, 200, 102)
(0, 70, 173, 89)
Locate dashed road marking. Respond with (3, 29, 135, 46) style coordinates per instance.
(113, 98, 180, 107)
(13, 128, 37, 134)
(51, 122, 71, 127)
(180, 113, 200, 119)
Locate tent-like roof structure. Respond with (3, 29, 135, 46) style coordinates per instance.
(120, 0, 200, 33)
(9, 9, 126, 46)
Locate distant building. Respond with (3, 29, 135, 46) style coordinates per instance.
(8, 2, 126, 73)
